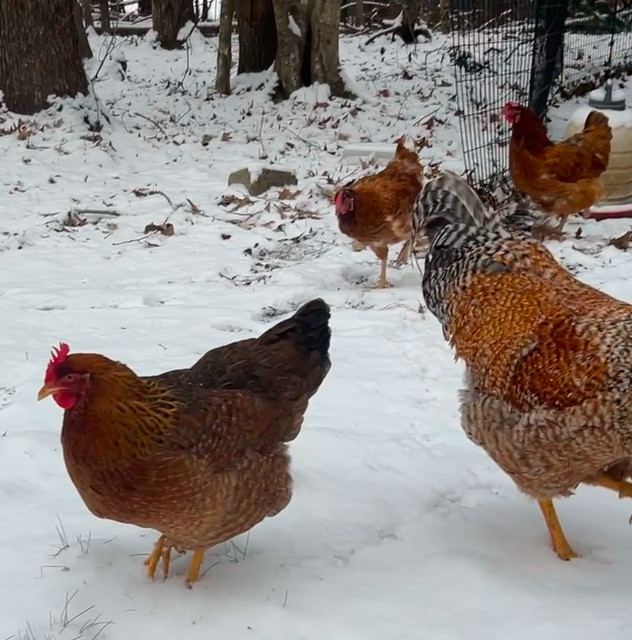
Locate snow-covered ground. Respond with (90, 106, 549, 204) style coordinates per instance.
(2, 27, 632, 640)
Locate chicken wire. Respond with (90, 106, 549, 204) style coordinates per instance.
(449, 0, 536, 193)
(450, 0, 632, 191)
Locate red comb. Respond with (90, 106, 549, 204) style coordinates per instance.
(44, 342, 70, 384)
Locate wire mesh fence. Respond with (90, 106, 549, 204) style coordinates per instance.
(450, 0, 632, 191)
(449, 0, 536, 193)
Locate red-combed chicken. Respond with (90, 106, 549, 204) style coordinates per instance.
(502, 101, 612, 237)
(414, 170, 632, 561)
(37, 299, 331, 587)
(334, 136, 423, 288)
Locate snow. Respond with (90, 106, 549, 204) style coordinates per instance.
(288, 15, 302, 38)
(2, 27, 632, 640)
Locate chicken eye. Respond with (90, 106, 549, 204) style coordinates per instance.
(63, 373, 78, 383)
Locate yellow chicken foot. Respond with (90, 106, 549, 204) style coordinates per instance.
(371, 245, 392, 288)
(588, 474, 632, 499)
(538, 500, 581, 561)
(185, 550, 206, 589)
(144, 535, 173, 580)
(394, 240, 411, 267)
(375, 255, 392, 288)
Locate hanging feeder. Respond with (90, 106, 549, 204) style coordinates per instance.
(564, 79, 632, 220)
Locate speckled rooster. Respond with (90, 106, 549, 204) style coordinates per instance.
(413, 170, 632, 560)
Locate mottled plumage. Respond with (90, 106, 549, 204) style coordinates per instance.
(40, 298, 331, 585)
(414, 171, 632, 559)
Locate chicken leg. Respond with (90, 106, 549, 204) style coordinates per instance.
(371, 244, 391, 289)
(587, 474, 632, 499)
(394, 239, 411, 267)
(145, 534, 173, 580)
(185, 550, 206, 588)
(538, 500, 581, 560)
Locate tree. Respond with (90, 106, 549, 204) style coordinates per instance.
(138, 0, 152, 16)
(237, 0, 277, 74)
(74, 0, 94, 59)
(271, 0, 350, 99)
(216, 0, 235, 94)
(0, 0, 88, 115)
(99, 0, 111, 32)
(152, 0, 194, 49)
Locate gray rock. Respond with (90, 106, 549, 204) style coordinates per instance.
(228, 165, 298, 196)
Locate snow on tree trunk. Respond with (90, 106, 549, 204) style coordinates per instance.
(215, 0, 235, 94)
(0, 0, 88, 115)
(271, 0, 351, 100)
(237, 0, 277, 74)
(74, 0, 93, 59)
(152, 0, 194, 49)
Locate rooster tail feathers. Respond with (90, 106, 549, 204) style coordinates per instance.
(413, 170, 494, 243)
(393, 135, 422, 170)
(584, 110, 611, 131)
(260, 298, 331, 363)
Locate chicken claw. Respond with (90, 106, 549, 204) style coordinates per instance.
(145, 534, 173, 580)
(588, 474, 632, 499)
(185, 550, 206, 589)
(394, 240, 411, 267)
(538, 500, 581, 561)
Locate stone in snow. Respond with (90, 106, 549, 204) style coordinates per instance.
(228, 165, 298, 196)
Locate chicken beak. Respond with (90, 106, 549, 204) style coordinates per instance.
(37, 384, 59, 401)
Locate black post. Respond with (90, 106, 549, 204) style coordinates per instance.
(528, 0, 568, 117)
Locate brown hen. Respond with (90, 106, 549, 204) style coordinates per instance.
(38, 299, 331, 586)
(415, 171, 632, 561)
(503, 102, 612, 237)
(334, 136, 423, 288)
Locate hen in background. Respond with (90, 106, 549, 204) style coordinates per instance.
(414, 170, 632, 561)
(38, 299, 331, 587)
(503, 102, 611, 238)
(334, 136, 423, 288)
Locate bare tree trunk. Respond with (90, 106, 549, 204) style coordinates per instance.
(152, 0, 194, 49)
(74, 0, 93, 58)
(237, 0, 276, 74)
(0, 0, 88, 114)
(215, 0, 235, 94)
(138, 0, 152, 16)
(438, 0, 449, 31)
(272, 0, 350, 100)
(81, 0, 93, 26)
(99, 0, 111, 31)
(310, 0, 347, 95)
(355, 0, 364, 27)
(201, 0, 209, 20)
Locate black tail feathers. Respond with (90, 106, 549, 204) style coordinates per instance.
(261, 298, 331, 361)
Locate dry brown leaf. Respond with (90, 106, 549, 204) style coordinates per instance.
(218, 194, 252, 209)
(186, 198, 202, 214)
(64, 211, 87, 227)
(144, 222, 175, 236)
(17, 124, 32, 141)
(277, 187, 301, 200)
(608, 229, 632, 251)
(221, 131, 232, 142)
